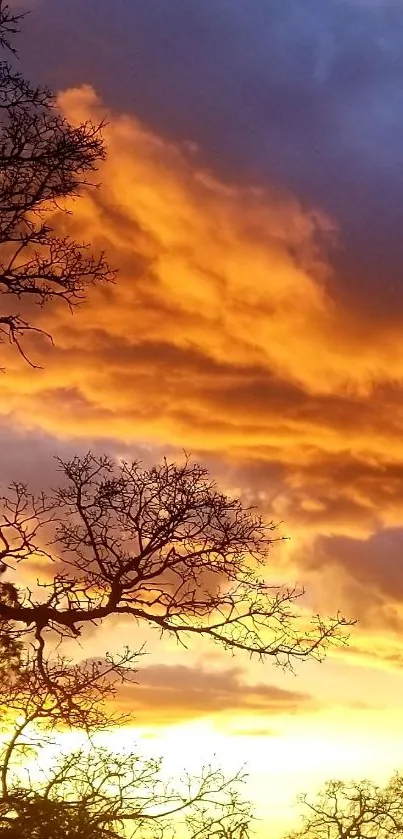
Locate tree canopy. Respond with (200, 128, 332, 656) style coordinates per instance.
(0, 453, 352, 669)
(289, 775, 403, 839)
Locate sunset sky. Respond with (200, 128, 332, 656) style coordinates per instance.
(4, 1, 403, 835)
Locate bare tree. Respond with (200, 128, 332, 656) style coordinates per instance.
(288, 776, 403, 839)
(0, 1, 115, 365)
(0, 452, 354, 838)
(0, 752, 252, 839)
(0, 649, 252, 839)
(0, 453, 353, 669)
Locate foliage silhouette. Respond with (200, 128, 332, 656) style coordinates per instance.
(288, 775, 403, 839)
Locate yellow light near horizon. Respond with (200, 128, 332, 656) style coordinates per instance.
(9, 702, 403, 839)
(85, 707, 403, 836)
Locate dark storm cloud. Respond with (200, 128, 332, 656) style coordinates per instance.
(17, 0, 403, 315)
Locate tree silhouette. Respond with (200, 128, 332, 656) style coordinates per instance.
(0, 453, 353, 837)
(288, 776, 403, 839)
(0, 648, 252, 838)
(0, 453, 352, 669)
(0, 1, 114, 365)
(0, 760, 252, 839)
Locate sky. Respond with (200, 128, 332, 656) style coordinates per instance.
(4, 0, 403, 835)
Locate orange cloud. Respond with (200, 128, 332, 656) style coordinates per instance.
(112, 663, 315, 726)
(3, 86, 403, 660)
(1, 87, 402, 444)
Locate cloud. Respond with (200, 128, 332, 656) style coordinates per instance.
(297, 528, 403, 625)
(0, 420, 169, 497)
(18, 0, 403, 324)
(115, 664, 314, 725)
(4, 87, 403, 423)
(2, 87, 403, 659)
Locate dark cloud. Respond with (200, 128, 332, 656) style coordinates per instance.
(17, 0, 403, 317)
(116, 663, 314, 725)
(0, 420, 161, 489)
(309, 528, 403, 599)
(295, 527, 403, 631)
(239, 451, 403, 534)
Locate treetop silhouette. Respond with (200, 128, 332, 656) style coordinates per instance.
(0, 0, 114, 366)
(0, 453, 353, 671)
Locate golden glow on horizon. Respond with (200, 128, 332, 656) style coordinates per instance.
(21, 711, 403, 838)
